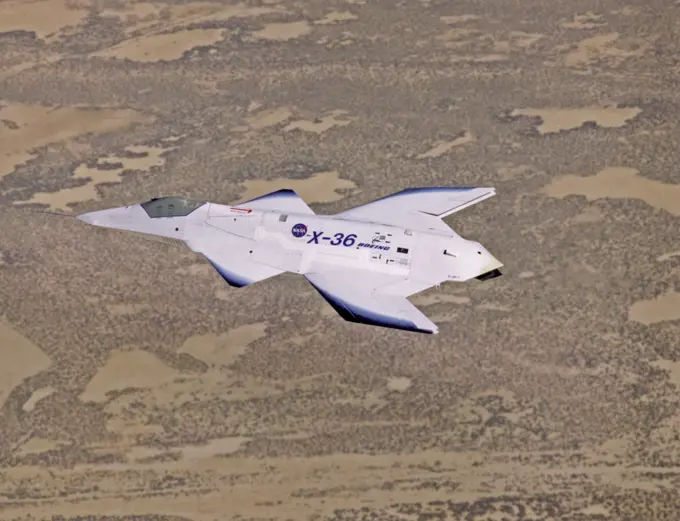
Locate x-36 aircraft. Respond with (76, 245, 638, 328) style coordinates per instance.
(76, 187, 503, 334)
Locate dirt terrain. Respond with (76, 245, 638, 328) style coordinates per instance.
(1, 0, 680, 519)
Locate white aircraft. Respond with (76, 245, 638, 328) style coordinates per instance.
(76, 187, 503, 334)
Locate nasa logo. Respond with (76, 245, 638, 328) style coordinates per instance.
(291, 223, 308, 238)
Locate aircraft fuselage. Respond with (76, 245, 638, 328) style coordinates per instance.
(75, 187, 504, 334)
(78, 201, 502, 287)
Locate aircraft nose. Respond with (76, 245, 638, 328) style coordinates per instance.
(76, 207, 131, 228)
(76, 212, 98, 225)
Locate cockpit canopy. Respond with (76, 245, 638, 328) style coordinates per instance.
(140, 196, 206, 218)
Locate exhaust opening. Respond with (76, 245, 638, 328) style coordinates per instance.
(475, 268, 502, 281)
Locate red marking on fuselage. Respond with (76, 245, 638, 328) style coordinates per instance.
(231, 207, 252, 213)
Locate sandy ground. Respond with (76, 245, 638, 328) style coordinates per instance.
(2, 0, 680, 520)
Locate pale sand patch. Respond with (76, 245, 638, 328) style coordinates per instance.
(333, 392, 388, 409)
(100, 2, 282, 37)
(236, 170, 358, 204)
(318, 32, 356, 48)
(314, 11, 358, 25)
(99, 367, 283, 434)
(440, 14, 480, 24)
(505, 31, 544, 49)
(79, 349, 180, 403)
(181, 437, 251, 459)
(435, 25, 537, 56)
(386, 377, 412, 392)
(450, 54, 508, 62)
(22, 387, 55, 412)
(245, 106, 294, 130)
(21, 145, 171, 212)
(15, 437, 67, 457)
(126, 445, 176, 462)
(651, 360, 680, 388)
(477, 303, 511, 312)
(578, 503, 609, 515)
(161, 134, 185, 143)
(106, 303, 152, 316)
(611, 6, 639, 16)
(510, 106, 641, 134)
(0, 320, 51, 410)
(127, 436, 250, 462)
(416, 131, 474, 159)
(596, 436, 632, 459)
(490, 32, 544, 53)
(0, 104, 150, 179)
(559, 12, 607, 29)
(563, 32, 650, 68)
(435, 27, 484, 48)
(0, 0, 88, 39)
(92, 29, 226, 62)
(629, 291, 680, 325)
(177, 322, 268, 368)
(541, 166, 680, 216)
(24, 172, 124, 212)
(253, 21, 311, 41)
(657, 251, 680, 261)
(283, 109, 354, 133)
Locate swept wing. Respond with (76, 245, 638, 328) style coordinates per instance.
(186, 229, 284, 288)
(334, 187, 495, 232)
(304, 267, 438, 334)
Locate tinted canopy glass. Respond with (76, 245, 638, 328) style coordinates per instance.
(140, 196, 206, 218)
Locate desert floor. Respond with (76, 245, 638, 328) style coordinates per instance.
(1, 0, 680, 520)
